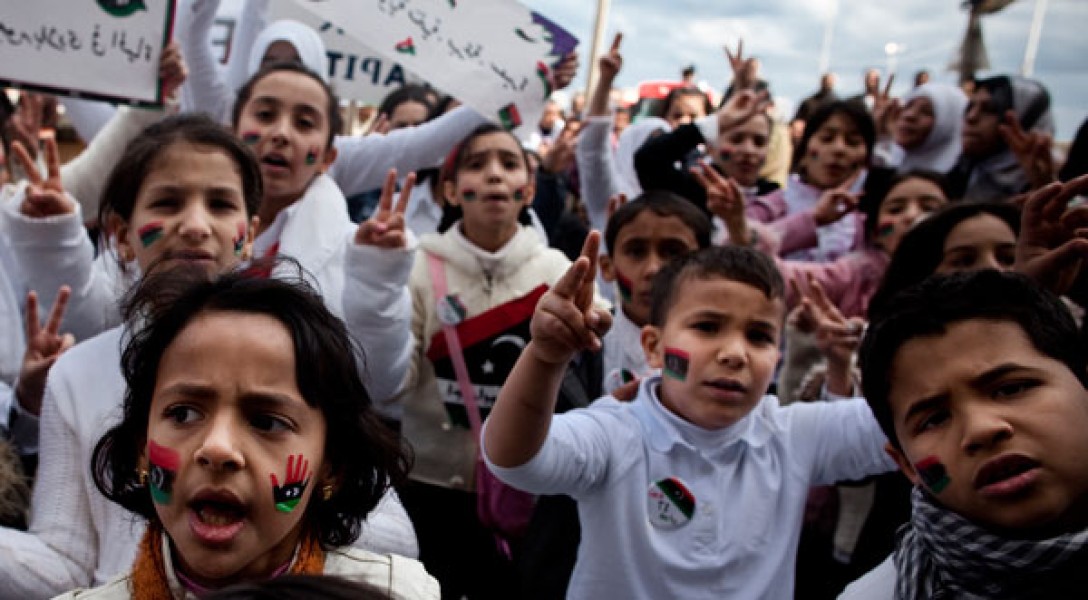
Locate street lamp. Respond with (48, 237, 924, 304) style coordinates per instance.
(884, 42, 905, 80)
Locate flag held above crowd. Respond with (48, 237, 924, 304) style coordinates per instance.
(0, 0, 175, 107)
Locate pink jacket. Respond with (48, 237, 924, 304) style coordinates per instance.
(777, 246, 889, 318)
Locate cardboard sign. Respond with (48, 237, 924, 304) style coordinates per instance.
(288, 0, 577, 136)
(0, 0, 175, 107)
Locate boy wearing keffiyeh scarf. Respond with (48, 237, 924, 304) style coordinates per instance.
(840, 270, 1088, 599)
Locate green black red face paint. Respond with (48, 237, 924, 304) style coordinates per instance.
(270, 454, 311, 512)
(148, 440, 179, 505)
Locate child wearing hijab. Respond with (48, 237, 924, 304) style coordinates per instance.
(878, 82, 968, 174)
(947, 75, 1054, 202)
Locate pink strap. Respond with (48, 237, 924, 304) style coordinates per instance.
(425, 252, 484, 441)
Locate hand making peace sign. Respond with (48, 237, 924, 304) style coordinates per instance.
(12, 136, 74, 218)
(354, 168, 415, 248)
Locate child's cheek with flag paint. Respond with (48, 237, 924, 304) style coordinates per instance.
(663, 347, 690, 382)
(148, 440, 180, 505)
(915, 455, 951, 494)
(138, 221, 165, 248)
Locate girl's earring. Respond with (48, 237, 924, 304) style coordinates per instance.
(137, 468, 148, 487)
(120, 247, 134, 262)
(322, 483, 334, 501)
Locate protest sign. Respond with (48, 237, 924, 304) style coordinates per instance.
(0, 0, 175, 107)
(269, 1, 423, 105)
(288, 0, 577, 136)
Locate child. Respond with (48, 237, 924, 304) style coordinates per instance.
(484, 241, 894, 598)
(63, 266, 437, 598)
(842, 269, 1088, 598)
(0, 115, 416, 597)
(599, 191, 711, 392)
(396, 122, 606, 598)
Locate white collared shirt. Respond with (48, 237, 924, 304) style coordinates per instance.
(484, 376, 895, 599)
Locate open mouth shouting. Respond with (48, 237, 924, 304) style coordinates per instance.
(188, 489, 248, 545)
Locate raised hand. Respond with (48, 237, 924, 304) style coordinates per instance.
(7, 92, 44, 160)
(541, 121, 579, 175)
(13, 136, 74, 218)
(159, 40, 189, 101)
(530, 231, 611, 364)
(605, 192, 628, 222)
(15, 286, 75, 416)
(552, 51, 580, 91)
(691, 162, 749, 244)
(811, 169, 862, 226)
(1015, 174, 1088, 295)
(599, 33, 623, 83)
(797, 274, 864, 395)
(717, 89, 770, 134)
(872, 74, 899, 138)
(998, 109, 1055, 190)
(354, 168, 414, 248)
(724, 39, 756, 88)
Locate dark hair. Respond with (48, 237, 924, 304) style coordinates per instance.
(436, 122, 532, 233)
(657, 87, 714, 121)
(203, 574, 390, 600)
(859, 270, 1087, 448)
(92, 260, 410, 548)
(975, 75, 1051, 132)
(232, 62, 343, 150)
(867, 201, 1021, 319)
(97, 114, 262, 248)
(858, 168, 949, 241)
(604, 190, 712, 255)
(792, 100, 876, 176)
(378, 83, 435, 122)
(649, 245, 784, 326)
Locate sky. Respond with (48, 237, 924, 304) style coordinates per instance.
(520, 0, 1088, 141)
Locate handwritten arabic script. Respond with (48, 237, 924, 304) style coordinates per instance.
(0, 20, 154, 63)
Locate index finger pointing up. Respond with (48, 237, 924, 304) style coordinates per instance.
(11, 141, 42, 186)
(394, 171, 416, 216)
(610, 33, 623, 53)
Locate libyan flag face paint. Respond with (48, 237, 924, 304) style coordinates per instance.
(270, 454, 311, 513)
(915, 455, 951, 494)
(138, 222, 164, 248)
(148, 440, 179, 505)
(615, 270, 635, 303)
(663, 347, 690, 382)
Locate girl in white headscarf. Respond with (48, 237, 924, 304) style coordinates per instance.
(891, 82, 968, 174)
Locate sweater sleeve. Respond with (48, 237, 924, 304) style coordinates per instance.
(179, 0, 235, 124)
(62, 106, 166, 220)
(632, 122, 709, 208)
(768, 211, 821, 257)
(0, 194, 120, 342)
(783, 398, 896, 487)
(0, 380, 97, 596)
(777, 254, 860, 312)
(328, 106, 489, 198)
(341, 235, 417, 407)
(575, 116, 619, 234)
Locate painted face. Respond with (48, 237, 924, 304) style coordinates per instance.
(962, 87, 1003, 158)
(236, 71, 336, 207)
(443, 131, 533, 248)
(643, 276, 782, 429)
(874, 177, 947, 255)
(602, 211, 700, 326)
(802, 113, 868, 189)
(388, 100, 430, 131)
(894, 96, 935, 150)
(886, 320, 1088, 534)
(936, 213, 1018, 273)
(717, 114, 770, 187)
(146, 311, 328, 588)
(114, 142, 249, 275)
(664, 93, 707, 129)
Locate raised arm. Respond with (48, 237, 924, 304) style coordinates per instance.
(484, 232, 611, 467)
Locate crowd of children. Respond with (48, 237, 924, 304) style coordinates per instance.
(1, 5, 1087, 599)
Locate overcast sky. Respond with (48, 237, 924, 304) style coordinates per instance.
(521, 0, 1087, 140)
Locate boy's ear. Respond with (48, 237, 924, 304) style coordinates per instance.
(885, 441, 922, 487)
(599, 254, 616, 282)
(442, 179, 460, 207)
(641, 324, 664, 369)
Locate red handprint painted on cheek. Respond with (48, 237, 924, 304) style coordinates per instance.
(269, 454, 310, 513)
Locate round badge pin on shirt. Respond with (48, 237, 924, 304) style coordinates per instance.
(437, 294, 467, 326)
(647, 477, 696, 529)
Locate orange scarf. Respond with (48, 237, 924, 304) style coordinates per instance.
(129, 523, 325, 599)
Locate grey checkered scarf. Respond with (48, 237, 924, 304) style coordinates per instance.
(893, 487, 1088, 599)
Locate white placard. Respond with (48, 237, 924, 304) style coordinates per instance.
(0, 0, 175, 107)
(288, 0, 578, 135)
(269, 1, 423, 105)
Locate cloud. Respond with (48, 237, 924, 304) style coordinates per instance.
(522, 0, 1087, 139)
